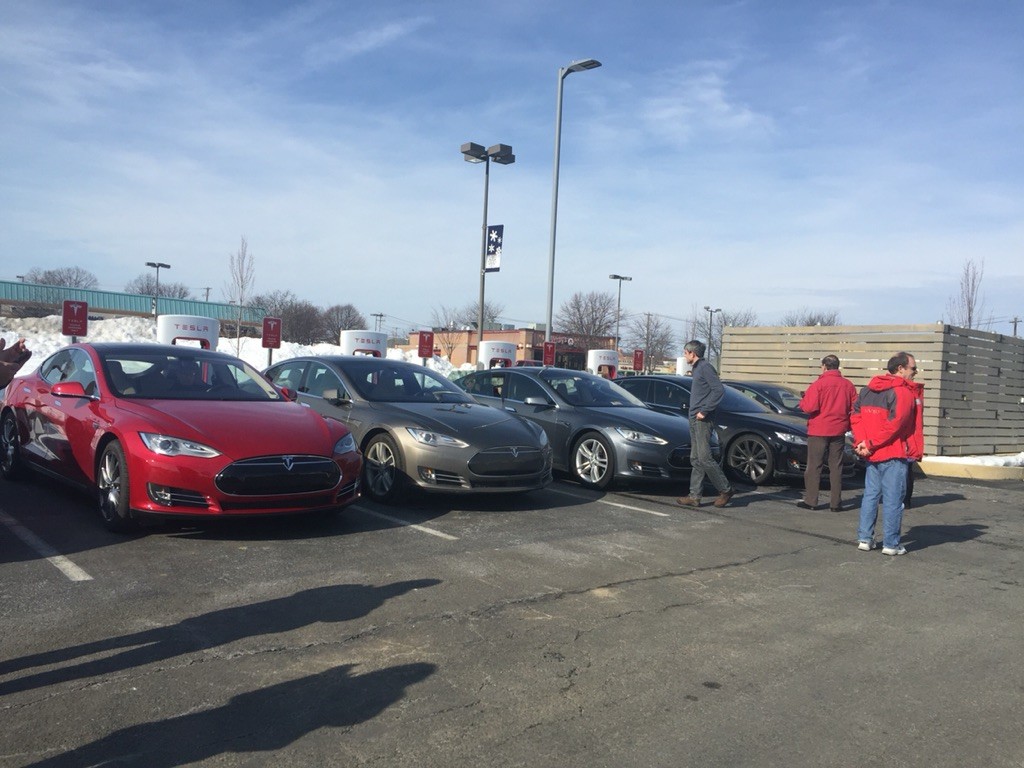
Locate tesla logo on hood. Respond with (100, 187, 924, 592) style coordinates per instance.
(510, 447, 519, 458)
(283, 456, 295, 471)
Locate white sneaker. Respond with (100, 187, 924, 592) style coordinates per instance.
(882, 545, 907, 556)
(857, 540, 875, 551)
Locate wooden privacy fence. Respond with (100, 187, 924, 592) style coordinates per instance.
(720, 324, 1024, 457)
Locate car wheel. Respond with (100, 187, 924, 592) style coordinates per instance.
(1, 411, 27, 481)
(363, 433, 406, 503)
(97, 441, 137, 532)
(571, 431, 615, 490)
(726, 434, 775, 485)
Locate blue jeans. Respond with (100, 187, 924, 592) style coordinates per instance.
(858, 459, 907, 549)
(689, 417, 731, 498)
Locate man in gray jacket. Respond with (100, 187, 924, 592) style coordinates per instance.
(677, 340, 735, 508)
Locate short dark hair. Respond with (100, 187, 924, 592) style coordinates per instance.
(821, 354, 840, 370)
(684, 340, 706, 359)
(886, 351, 912, 374)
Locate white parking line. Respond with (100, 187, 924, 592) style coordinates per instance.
(546, 487, 671, 517)
(0, 509, 93, 582)
(357, 507, 459, 540)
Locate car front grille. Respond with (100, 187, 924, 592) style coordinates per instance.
(215, 455, 341, 496)
(668, 446, 692, 469)
(468, 446, 549, 477)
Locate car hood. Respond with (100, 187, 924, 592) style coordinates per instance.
(722, 411, 809, 435)
(115, 399, 343, 456)
(584, 406, 692, 443)
(370, 401, 542, 443)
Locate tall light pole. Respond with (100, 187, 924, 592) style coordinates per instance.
(609, 274, 632, 352)
(145, 261, 171, 319)
(704, 305, 721, 365)
(462, 142, 515, 368)
(545, 57, 602, 342)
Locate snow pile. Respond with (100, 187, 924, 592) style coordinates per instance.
(1, 315, 457, 376)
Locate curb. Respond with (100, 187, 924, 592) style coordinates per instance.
(918, 459, 1024, 482)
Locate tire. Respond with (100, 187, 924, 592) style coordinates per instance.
(363, 433, 406, 503)
(726, 434, 775, 485)
(97, 441, 137, 532)
(1, 411, 28, 481)
(571, 432, 615, 490)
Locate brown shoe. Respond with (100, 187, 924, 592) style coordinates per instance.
(676, 496, 701, 507)
(712, 490, 735, 508)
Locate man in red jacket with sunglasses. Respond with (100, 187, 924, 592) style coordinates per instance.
(851, 352, 923, 556)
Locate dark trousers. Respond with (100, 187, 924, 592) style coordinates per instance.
(804, 434, 846, 509)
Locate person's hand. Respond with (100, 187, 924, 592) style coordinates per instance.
(695, 411, 705, 420)
(0, 338, 32, 388)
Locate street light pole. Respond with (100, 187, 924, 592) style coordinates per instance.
(462, 142, 515, 369)
(609, 274, 632, 352)
(704, 305, 722, 365)
(545, 58, 601, 342)
(145, 261, 171, 319)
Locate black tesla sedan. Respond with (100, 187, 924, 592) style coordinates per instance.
(617, 375, 855, 485)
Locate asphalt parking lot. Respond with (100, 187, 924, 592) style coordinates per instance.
(2, 472, 1023, 768)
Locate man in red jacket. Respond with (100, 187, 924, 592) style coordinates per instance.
(798, 354, 857, 511)
(851, 352, 923, 556)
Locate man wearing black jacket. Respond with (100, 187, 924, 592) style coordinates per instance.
(677, 340, 735, 508)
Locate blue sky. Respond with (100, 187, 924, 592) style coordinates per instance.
(2, 1, 1022, 337)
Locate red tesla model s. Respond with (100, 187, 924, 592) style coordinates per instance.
(0, 343, 362, 532)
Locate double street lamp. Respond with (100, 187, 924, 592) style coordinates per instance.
(609, 273, 632, 352)
(146, 261, 171, 318)
(462, 142, 515, 368)
(545, 58, 602, 342)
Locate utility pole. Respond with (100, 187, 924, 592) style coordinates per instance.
(1012, 317, 1021, 337)
(203, 287, 211, 301)
(371, 313, 385, 332)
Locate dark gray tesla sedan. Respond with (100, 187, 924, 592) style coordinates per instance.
(457, 367, 715, 490)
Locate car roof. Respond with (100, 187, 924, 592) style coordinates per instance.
(77, 342, 242, 362)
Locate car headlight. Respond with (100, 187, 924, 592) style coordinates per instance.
(615, 427, 668, 445)
(775, 431, 808, 446)
(139, 432, 221, 458)
(333, 433, 357, 455)
(406, 428, 469, 449)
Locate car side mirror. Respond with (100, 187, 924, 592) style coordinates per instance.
(321, 388, 351, 406)
(51, 381, 90, 399)
(524, 395, 554, 408)
(279, 386, 298, 402)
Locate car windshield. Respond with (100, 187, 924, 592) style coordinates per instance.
(540, 371, 645, 407)
(767, 386, 803, 410)
(720, 385, 773, 413)
(101, 350, 283, 401)
(342, 360, 474, 404)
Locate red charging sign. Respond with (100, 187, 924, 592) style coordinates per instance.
(262, 317, 282, 349)
(62, 300, 88, 337)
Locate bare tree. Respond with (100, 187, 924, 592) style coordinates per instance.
(624, 313, 676, 372)
(456, 300, 504, 329)
(555, 291, 617, 350)
(945, 258, 987, 329)
(225, 237, 256, 353)
(322, 304, 367, 342)
(431, 305, 464, 359)
(15, 267, 100, 316)
(779, 308, 841, 326)
(684, 307, 759, 364)
(24, 266, 99, 288)
(124, 274, 192, 299)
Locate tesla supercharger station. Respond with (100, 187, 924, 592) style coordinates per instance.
(339, 330, 386, 357)
(479, 340, 515, 369)
(587, 349, 618, 379)
(156, 315, 220, 349)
